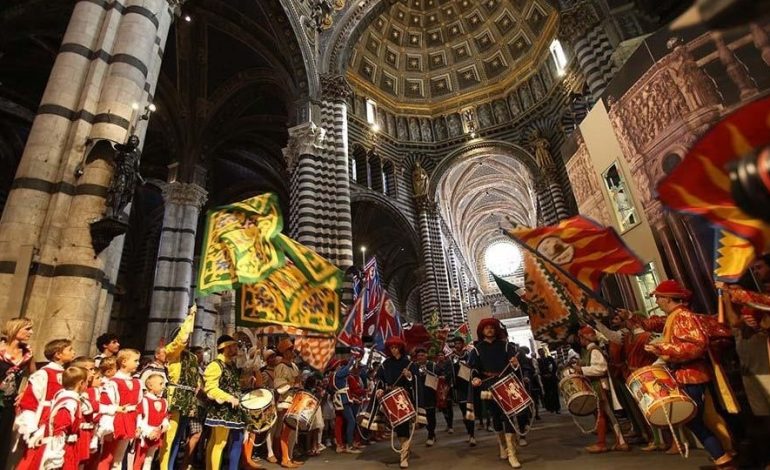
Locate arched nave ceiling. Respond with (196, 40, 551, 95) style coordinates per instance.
(345, 0, 557, 114)
(437, 154, 536, 286)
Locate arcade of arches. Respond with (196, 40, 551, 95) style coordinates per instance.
(1, 0, 769, 361)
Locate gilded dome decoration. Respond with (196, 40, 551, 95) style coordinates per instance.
(347, 0, 558, 114)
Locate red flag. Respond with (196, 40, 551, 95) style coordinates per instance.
(338, 289, 364, 348)
(658, 96, 770, 274)
(505, 216, 645, 291)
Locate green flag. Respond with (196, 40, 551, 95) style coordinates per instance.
(492, 273, 527, 310)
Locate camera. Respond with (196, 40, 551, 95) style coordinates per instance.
(728, 145, 770, 223)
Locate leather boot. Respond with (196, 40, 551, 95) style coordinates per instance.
(399, 437, 410, 468)
(242, 433, 266, 469)
(497, 433, 507, 460)
(504, 433, 522, 469)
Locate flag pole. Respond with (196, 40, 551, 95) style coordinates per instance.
(501, 228, 618, 316)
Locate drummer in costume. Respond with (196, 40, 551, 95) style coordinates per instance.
(274, 338, 304, 468)
(413, 347, 438, 447)
(576, 325, 629, 453)
(640, 280, 735, 468)
(375, 336, 418, 469)
(203, 334, 251, 470)
(467, 318, 522, 469)
(450, 335, 476, 446)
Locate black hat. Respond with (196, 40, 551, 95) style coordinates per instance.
(216, 335, 237, 350)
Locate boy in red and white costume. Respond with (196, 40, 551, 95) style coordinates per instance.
(98, 348, 142, 470)
(43, 366, 89, 470)
(134, 373, 169, 470)
(70, 356, 101, 469)
(15, 338, 76, 470)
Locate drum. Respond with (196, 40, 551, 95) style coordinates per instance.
(457, 362, 472, 382)
(558, 367, 597, 417)
(380, 387, 416, 428)
(489, 374, 532, 418)
(626, 365, 696, 427)
(284, 391, 320, 431)
(241, 388, 277, 433)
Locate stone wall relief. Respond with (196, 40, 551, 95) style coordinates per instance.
(420, 118, 433, 142)
(492, 99, 511, 124)
(397, 117, 409, 141)
(531, 75, 545, 101)
(433, 116, 448, 141)
(409, 117, 422, 141)
(507, 92, 521, 118)
(519, 83, 533, 110)
(477, 103, 494, 128)
(447, 113, 463, 137)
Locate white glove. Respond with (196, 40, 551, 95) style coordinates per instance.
(25, 427, 46, 448)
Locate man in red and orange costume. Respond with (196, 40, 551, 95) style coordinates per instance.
(640, 280, 734, 468)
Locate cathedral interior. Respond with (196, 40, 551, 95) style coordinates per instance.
(1, 0, 769, 356)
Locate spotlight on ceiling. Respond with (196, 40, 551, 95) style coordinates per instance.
(184, 14, 192, 22)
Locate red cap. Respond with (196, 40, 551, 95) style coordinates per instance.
(578, 325, 596, 338)
(650, 279, 692, 300)
(477, 318, 506, 341)
(384, 336, 407, 357)
(326, 358, 345, 371)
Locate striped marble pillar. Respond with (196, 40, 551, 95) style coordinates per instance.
(536, 177, 559, 225)
(144, 182, 207, 353)
(417, 204, 439, 320)
(545, 169, 570, 221)
(559, 3, 615, 102)
(0, 0, 180, 355)
(416, 201, 453, 323)
(285, 75, 354, 269)
(192, 294, 217, 348)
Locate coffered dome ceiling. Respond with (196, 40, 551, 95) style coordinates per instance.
(347, 0, 557, 113)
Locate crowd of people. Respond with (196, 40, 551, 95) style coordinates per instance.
(0, 258, 767, 470)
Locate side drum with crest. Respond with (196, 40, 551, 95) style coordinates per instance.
(284, 391, 320, 431)
(241, 388, 277, 434)
(489, 374, 532, 418)
(558, 366, 597, 417)
(626, 364, 696, 427)
(379, 387, 416, 428)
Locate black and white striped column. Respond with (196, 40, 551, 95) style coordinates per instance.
(192, 295, 217, 348)
(145, 182, 207, 353)
(416, 201, 454, 325)
(417, 205, 440, 320)
(0, 0, 180, 355)
(286, 75, 354, 269)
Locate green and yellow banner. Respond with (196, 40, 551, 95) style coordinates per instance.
(197, 194, 342, 335)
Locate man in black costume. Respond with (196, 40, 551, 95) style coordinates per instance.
(468, 318, 523, 468)
(376, 336, 418, 468)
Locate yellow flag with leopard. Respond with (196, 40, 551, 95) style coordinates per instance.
(197, 193, 342, 349)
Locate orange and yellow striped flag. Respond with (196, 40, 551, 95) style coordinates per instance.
(658, 96, 770, 280)
(505, 216, 645, 291)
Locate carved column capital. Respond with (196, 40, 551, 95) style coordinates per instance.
(283, 122, 326, 171)
(319, 73, 353, 102)
(161, 182, 208, 208)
